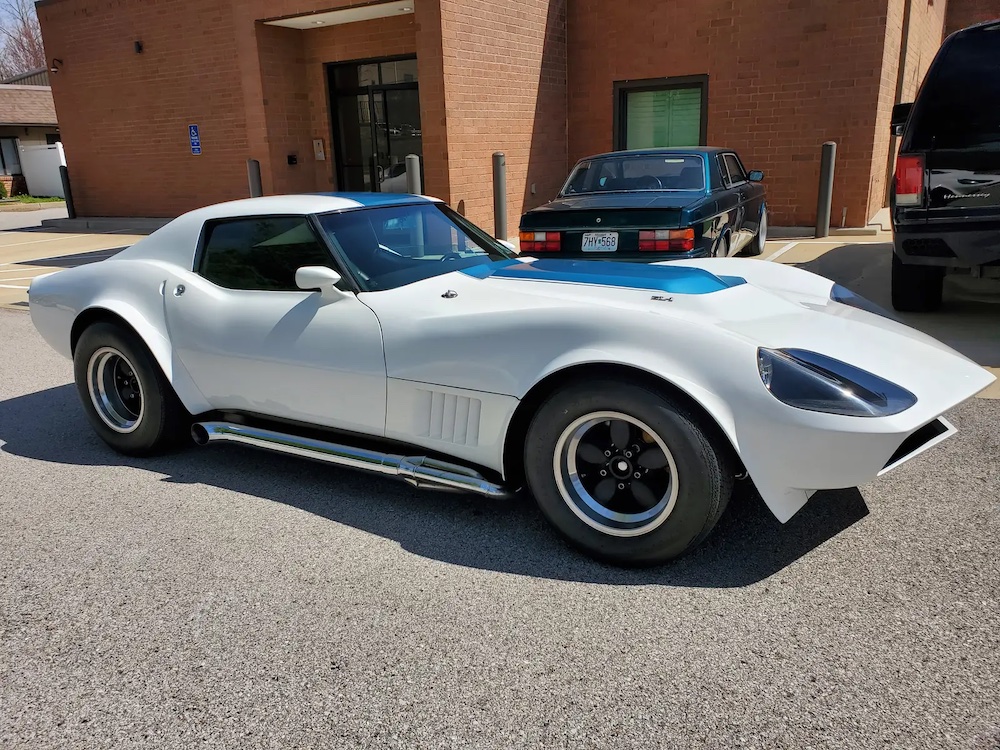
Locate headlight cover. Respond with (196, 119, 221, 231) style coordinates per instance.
(757, 348, 917, 417)
(830, 284, 897, 320)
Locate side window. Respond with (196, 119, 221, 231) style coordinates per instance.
(199, 217, 336, 291)
(718, 155, 733, 187)
(723, 154, 747, 184)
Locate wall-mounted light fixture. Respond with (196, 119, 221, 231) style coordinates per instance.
(49, 58, 63, 73)
(134, 40, 144, 53)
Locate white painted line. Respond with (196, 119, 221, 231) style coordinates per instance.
(0, 234, 85, 254)
(0, 284, 28, 289)
(0, 277, 37, 282)
(766, 242, 799, 262)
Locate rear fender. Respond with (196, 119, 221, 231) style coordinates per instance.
(78, 297, 211, 414)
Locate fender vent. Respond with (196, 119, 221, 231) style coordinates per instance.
(415, 390, 482, 447)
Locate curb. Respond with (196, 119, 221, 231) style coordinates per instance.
(770, 226, 883, 239)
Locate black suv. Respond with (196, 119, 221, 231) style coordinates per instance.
(889, 18, 1000, 312)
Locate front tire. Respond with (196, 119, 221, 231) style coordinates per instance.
(748, 206, 767, 256)
(73, 321, 188, 456)
(891, 252, 943, 312)
(523, 380, 734, 567)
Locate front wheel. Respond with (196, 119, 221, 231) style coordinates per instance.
(73, 321, 189, 456)
(523, 381, 734, 566)
(747, 206, 767, 256)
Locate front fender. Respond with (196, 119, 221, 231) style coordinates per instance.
(531, 346, 742, 455)
(521, 343, 818, 524)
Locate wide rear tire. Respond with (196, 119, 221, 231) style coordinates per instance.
(73, 321, 189, 456)
(523, 380, 734, 567)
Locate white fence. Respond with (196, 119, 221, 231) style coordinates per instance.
(19, 142, 66, 198)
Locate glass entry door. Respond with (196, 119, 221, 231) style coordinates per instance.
(329, 58, 422, 193)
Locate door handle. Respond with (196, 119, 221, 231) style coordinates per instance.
(173, 284, 186, 297)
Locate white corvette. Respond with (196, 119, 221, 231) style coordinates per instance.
(28, 194, 994, 565)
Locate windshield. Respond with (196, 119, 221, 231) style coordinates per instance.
(560, 154, 706, 195)
(316, 203, 515, 292)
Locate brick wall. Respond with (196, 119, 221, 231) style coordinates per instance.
(37, 0, 250, 218)
(946, 0, 1000, 34)
(437, 0, 567, 238)
(568, 0, 899, 228)
(870, 0, 947, 218)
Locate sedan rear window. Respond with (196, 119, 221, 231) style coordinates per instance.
(561, 154, 705, 194)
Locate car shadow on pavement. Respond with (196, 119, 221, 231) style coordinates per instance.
(0, 385, 870, 589)
(794, 242, 1000, 368)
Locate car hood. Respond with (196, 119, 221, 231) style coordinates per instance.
(525, 191, 705, 213)
(362, 257, 994, 412)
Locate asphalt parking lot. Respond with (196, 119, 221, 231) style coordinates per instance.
(1, 227, 999, 748)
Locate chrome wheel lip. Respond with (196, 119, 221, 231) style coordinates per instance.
(758, 208, 768, 250)
(553, 410, 679, 538)
(87, 347, 144, 434)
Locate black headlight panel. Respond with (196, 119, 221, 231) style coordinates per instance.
(757, 348, 917, 417)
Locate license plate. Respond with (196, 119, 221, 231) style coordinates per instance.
(581, 231, 619, 252)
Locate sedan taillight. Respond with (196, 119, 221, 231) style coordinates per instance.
(638, 229, 695, 252)
(519, 231, 561, 253)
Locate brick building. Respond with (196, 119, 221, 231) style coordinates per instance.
(36, 0, 1000, 235)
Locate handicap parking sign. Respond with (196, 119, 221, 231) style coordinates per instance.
(189, 124, 201, 155)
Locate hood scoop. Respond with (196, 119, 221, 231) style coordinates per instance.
(461, 259, 745, 296)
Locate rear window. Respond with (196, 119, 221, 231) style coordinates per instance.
(561, 154, 705, 194)
(909, 27, 1000, 150)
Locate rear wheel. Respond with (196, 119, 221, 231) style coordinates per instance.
(73, 322, 189, 456)
(523, 380, 734, 566)
(891, 252, 944, 312)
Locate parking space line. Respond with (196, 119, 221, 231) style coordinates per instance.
(0, 284, 29, 289)
(0, 235, 86, 254)
(766, 242, 799, 262)
(0, 277, 37, 282)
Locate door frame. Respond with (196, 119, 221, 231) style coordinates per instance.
(326, 54, 421, 193)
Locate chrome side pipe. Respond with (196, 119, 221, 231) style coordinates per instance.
(190, 421, 513, 500)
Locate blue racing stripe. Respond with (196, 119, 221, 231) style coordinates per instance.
(460, 259, 744, 295)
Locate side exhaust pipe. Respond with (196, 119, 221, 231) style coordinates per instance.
(191, 421, 513, 500)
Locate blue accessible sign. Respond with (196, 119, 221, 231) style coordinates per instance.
(189, 124, 202, 155)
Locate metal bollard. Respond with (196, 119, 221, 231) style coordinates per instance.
(815, 142, 837, 238)
(492, 151, 507, 239)
(59, 165, 76, 219)
(405, 154, 421, 195)
(247, 158, 263, 198)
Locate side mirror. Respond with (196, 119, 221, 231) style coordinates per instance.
(498, 239, 519, 254)
(748, 170, 764, 182)
(891, 102, 913, 136)
(295, 266, 347, 300)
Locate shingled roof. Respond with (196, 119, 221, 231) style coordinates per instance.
(0, 85, 57, 126)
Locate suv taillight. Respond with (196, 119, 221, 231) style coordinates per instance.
(895, 155, 924, 206)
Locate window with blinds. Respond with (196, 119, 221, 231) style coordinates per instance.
(614, 76, 707, 151)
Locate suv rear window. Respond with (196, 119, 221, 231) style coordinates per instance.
(909, 27, 1000, 151)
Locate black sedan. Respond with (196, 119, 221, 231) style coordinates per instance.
(519, 148, 767, 261)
